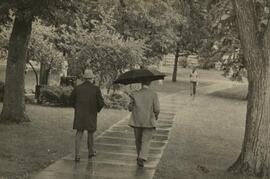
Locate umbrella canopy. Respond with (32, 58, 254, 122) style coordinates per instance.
(113, 69, 166, 85)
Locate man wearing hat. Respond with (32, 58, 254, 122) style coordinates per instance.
(128, 80, 160, 167)
(70, 69, 104, 162)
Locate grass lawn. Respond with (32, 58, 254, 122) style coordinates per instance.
(150, 80, 212, 95)
(210, 84, 248, 101)
(153, 93, 256, 179)
(0, 104, 128, 178)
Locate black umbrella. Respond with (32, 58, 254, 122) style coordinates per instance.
(113, 69, 166, 85)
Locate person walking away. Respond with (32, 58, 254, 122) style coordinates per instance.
(128, 81, 160, 167)
(70, 69, 104, 162)
(190, 66, 198, 98)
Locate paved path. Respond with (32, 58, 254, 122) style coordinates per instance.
(32, 94, 180, 179)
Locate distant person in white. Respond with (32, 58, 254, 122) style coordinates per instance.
(190, 66, 198, 97)
(60, 60, 68, 77)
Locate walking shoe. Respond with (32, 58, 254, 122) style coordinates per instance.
(137, 158, 144, 167)
(75, 155, 80, 162)
(88, 151, 96, 159)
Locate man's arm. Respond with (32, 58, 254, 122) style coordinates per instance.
(96, 88, 105, 112)
(70, 88, 76, 108)
(153, 93, 160, 120)
(128, 93, 135, 112)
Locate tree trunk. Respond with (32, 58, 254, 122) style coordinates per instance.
(27, 61, 41, 100)
(39, 62, 50, 85)
(229, 0, 270, 177)
(0, 16, 32, 123)
(28, 61, 38, 86)
(172, 46, 180, 82)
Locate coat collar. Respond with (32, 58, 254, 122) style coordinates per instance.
(82, 81, 94, 85)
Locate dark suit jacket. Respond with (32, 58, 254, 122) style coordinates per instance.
(70, 81, 104, 131)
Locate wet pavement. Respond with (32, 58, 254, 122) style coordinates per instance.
(32, 94, 179, 179)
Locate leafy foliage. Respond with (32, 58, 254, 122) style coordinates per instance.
(0, 20, 65, 71)
(108, 0, 185, 62)
(40, 85, 73, 106)
(103, 92, 130, 110)
(54, 11, 147, 85)
(205, 0, 270, 80)
(78, 23, 146, 85)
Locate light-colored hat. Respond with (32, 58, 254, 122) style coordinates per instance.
(83, 69, 95, 79)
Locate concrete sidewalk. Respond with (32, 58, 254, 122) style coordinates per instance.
(32, 94, 180, 179)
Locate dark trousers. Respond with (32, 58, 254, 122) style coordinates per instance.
(191, 81, 197, 95)
(75, 130, 95, 157)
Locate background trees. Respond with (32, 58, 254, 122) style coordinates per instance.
(1, 0, 182, 122)
(111, 0, 184, 65)
(0, 0, 76, 122)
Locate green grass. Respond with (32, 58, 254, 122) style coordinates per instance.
(210, 84, 248, 101)
(0, 104, 128, 178)
(153, 94, 255, 179)
(150, 80, 212, 94)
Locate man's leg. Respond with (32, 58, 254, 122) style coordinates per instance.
(193, 82, 197, 95)
(75, 130, 84, 161)
(87, 131, 96, 157)
(134, 127, 142, 157)
(139, 128, 154, 161)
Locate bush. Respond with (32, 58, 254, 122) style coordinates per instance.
(60, 86, 74, 106)
(103, 92, 130, 110)
(40, 85, 73, 106)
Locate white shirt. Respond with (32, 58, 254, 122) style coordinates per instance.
(190, 71, 198, 82)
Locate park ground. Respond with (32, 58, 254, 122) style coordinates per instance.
(0, 66, 253, 179)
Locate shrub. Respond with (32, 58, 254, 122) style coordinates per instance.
(103, 92, 130, 110)
(59, 86, 74, 106)
(40, 85, 73, 106)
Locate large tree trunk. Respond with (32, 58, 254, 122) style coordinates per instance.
(229, 0, 270, 177)
(28, 61, 39, 86)
(39, 62, 50, 85)
(0, 15, 32, 123)
(172, 45, 180, 82)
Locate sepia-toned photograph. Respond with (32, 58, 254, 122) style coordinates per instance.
(0, 0, 268, 178)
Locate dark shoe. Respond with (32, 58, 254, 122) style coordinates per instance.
(137, 158, 144, 167)
(88, 151, 96, 159)
(75, 155, 80, 162)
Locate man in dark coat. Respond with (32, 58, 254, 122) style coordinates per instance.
(70, 69, 104, 162)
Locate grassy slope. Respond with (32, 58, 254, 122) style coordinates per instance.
(0, 104, 128, 178)
(153, 69, 254, 179)
(211, 84, 248, 101)
(154, 94, 255, 179)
